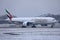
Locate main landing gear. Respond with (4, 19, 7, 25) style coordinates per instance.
(22, 25, 36, 28)
(32, 25, 36, 28)
(22, 26, 26, 28)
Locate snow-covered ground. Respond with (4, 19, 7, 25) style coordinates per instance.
(0, 23, 60, 28)
(0, 28, 60, 40)
(0, 23, 60, 40)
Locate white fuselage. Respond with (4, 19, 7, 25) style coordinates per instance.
(6, 17, 57, 24)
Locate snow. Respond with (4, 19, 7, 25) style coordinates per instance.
(0, 28, 60, 40)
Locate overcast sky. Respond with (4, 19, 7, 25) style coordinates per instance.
(0, 0, 60, 17)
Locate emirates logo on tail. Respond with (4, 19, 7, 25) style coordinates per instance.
(5, 9, 13, 21)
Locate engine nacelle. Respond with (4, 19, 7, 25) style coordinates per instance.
(23, 22, 33, 26)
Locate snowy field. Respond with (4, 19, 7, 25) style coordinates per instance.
(0, 23, 60, 40)
(0, 28, 60, 40)
(0, 23, 60, 28)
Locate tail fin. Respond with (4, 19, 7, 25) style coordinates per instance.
(5, 9, 13, 21)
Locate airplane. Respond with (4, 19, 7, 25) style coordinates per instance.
(5, 9, 58, 28)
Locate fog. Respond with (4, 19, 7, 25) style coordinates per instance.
(0, 0, 60, 17)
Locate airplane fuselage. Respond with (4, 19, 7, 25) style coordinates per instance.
(6, 17, 57, 24)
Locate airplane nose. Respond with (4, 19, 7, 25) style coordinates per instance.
(54, 20, 58, 23)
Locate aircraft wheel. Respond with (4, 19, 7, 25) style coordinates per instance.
(22, 26, 26, 28)
(32, 25, 36, 28)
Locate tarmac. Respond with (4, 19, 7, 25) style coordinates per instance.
(0, 23, 60, 40)
(0, 28, 60, 40)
